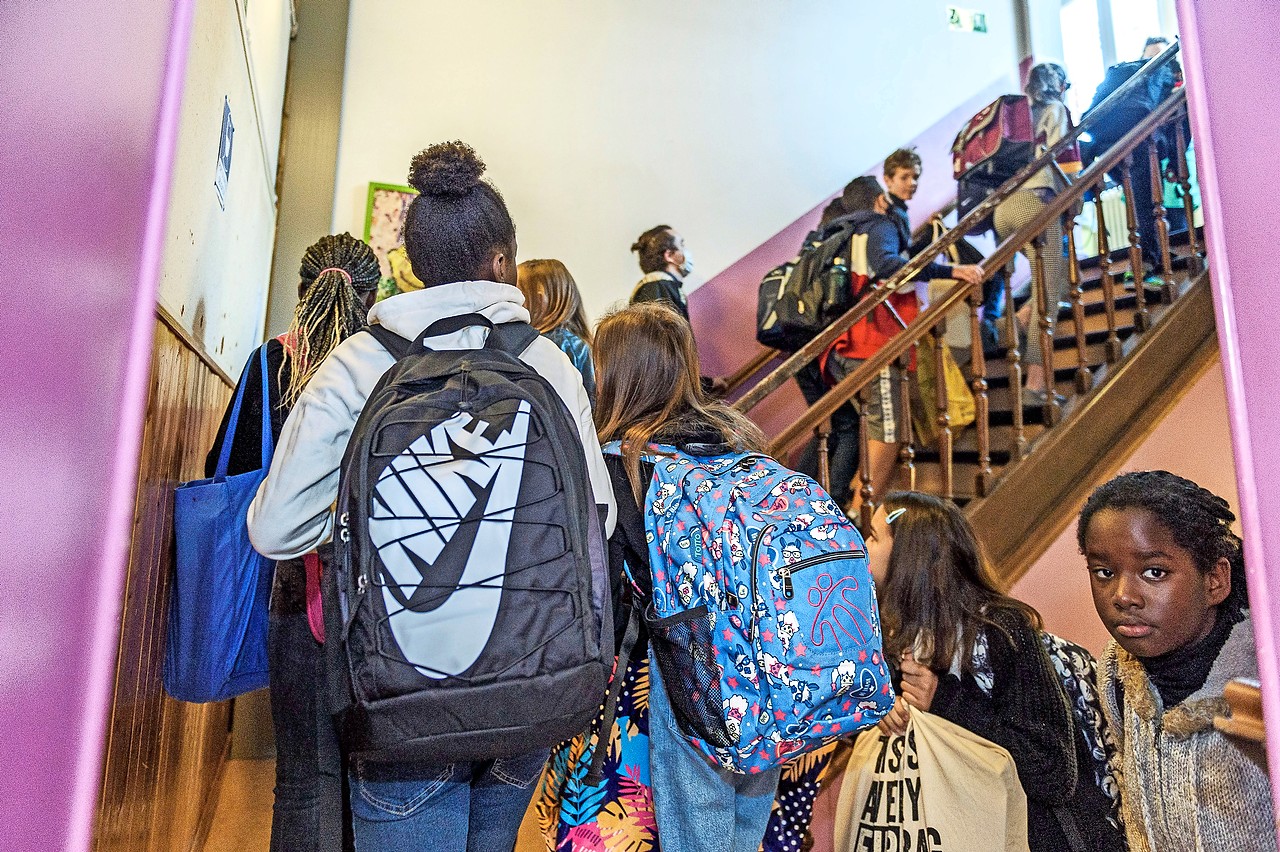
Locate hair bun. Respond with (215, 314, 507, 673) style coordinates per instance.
(407, 140, 486, 198)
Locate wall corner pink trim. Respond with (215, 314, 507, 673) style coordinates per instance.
(66, 2, 198, 848)
(1175, 0, 1280, 833)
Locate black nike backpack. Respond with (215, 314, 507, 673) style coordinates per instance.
(324, 313, 612, 764)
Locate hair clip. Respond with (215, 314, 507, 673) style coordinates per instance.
(885, 507, 907, 526)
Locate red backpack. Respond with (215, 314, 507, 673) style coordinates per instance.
(952, 94, 1036, 182)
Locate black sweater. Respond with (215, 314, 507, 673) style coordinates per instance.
(204, 339, 290, 478)
(204, 339, 306, 613)
(928, 607, 1123, 852)
(631, 273, 689, 321)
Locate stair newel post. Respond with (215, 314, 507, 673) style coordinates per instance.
(815, 420, 832, 493)
(1148, 135, 1176, 304)
(1004, 271, 1027, 462)
(1031, 233, 1060, 426)
(897, 351, 916, 491)
(1065, 221, 1092, 396)
(856, 388, 874, 531)
(968, 283, 992, 498)
(1120, 156, 1152, 332)
(932, 328, 953, 501)
(1094, 187, 1123, 363)
(1175, 119, 1202, 275)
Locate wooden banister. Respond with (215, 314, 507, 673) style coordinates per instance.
(734, 42, 1184, 418)
(755, 86, 1190, 459)
(721, 346, 781, 397)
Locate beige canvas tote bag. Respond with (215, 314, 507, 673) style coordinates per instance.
(834, 705, 1029, 852)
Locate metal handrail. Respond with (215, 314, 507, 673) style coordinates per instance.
(765, 85, 1188, 457)
(733, 40, 1183, 416)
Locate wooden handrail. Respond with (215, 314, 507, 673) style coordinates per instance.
(721, 198, 961, 400)
(762, 87, 1189, 457)
(721, 347, 781, 397)
(734, 41, 1184, 417)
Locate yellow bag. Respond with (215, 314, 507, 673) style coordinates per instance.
(914, 333, 975, 445)
(834, 706, 1029, 852)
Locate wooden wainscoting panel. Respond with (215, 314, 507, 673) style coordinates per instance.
(94, 316, 235, 852)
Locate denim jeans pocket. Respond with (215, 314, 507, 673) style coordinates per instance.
(487, 749, 550, 789)
(350, 760, 455, 820)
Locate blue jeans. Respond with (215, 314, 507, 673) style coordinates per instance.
(648, 652, 782, 852)
(348, 750, 548, 852)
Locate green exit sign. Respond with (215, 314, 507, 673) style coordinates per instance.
(948, 6, 989, 33)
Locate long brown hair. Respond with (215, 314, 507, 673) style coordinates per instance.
(594, 303, 766, 502)
(516, 258, 592, 343)
(877, 491, 1041, 673)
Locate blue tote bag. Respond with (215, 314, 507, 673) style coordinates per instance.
(164, 345, 275, 702)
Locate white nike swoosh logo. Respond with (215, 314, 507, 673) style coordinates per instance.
(367, 400, 531, 678)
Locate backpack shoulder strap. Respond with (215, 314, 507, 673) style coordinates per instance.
(366, 323, 413, 360)
(485, 321, 540, 357)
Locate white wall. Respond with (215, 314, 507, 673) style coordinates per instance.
(332, 0, 1023, 321)
(157, 0, 291, 375)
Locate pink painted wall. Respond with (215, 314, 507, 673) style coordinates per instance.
(0, 1, 192, 849)
(1175, 0, 1280, 825)
(689, 76, 1017, 436)
(1011, 362, 1240, 657)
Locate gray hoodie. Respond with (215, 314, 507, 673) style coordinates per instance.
(247, 280, 615, 559)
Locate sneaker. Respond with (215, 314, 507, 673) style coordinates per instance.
(1122, 270, 1165, 291)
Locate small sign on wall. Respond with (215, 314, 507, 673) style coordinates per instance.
(214, 97, 234, 210)
(948, 6, 988, 33)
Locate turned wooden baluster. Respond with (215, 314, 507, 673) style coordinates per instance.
(1175, 120, 1202, 275)
(815, 420, 832, 493)
(968, 285, 992, 497)
(857, 388, 874, 531)
(897, 351, 916, 491)
(1003, 271, 1027, 461)
(932, 329, 954, 500)
(1031, 233, 1060, 426)
(1120, 156, 1152, 331)
(1148, 136, 1176, 304)
(1093, 187, 1123, 363)
(1065, 221, 1092, 395)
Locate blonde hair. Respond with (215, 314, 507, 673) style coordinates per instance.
(593, 303, 766, 502)
(516, 258, 592, 344)
(282, 233, 379, 408)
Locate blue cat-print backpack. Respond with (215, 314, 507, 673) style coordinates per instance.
(609, 443, 894, 774)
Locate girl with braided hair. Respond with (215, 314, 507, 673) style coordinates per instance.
(206, 232, 379, 852)
(1079, 470, 1275, 851)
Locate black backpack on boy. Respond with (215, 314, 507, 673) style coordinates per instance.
(323, 313, 612, 763)
(756, 216, 861, 351)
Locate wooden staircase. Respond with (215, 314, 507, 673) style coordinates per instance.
(912, 239, 1203, 508)
(728, 43, 1214, 581)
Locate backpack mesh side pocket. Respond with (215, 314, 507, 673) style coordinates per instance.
(645, 604, 734, 748)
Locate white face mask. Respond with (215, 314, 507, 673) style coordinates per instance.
(678, 249, 695, 277)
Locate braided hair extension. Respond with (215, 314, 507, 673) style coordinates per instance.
(1077, 470, 1249, 616)
(282, 233, 381, 408)
(403, 141, 516, 288)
